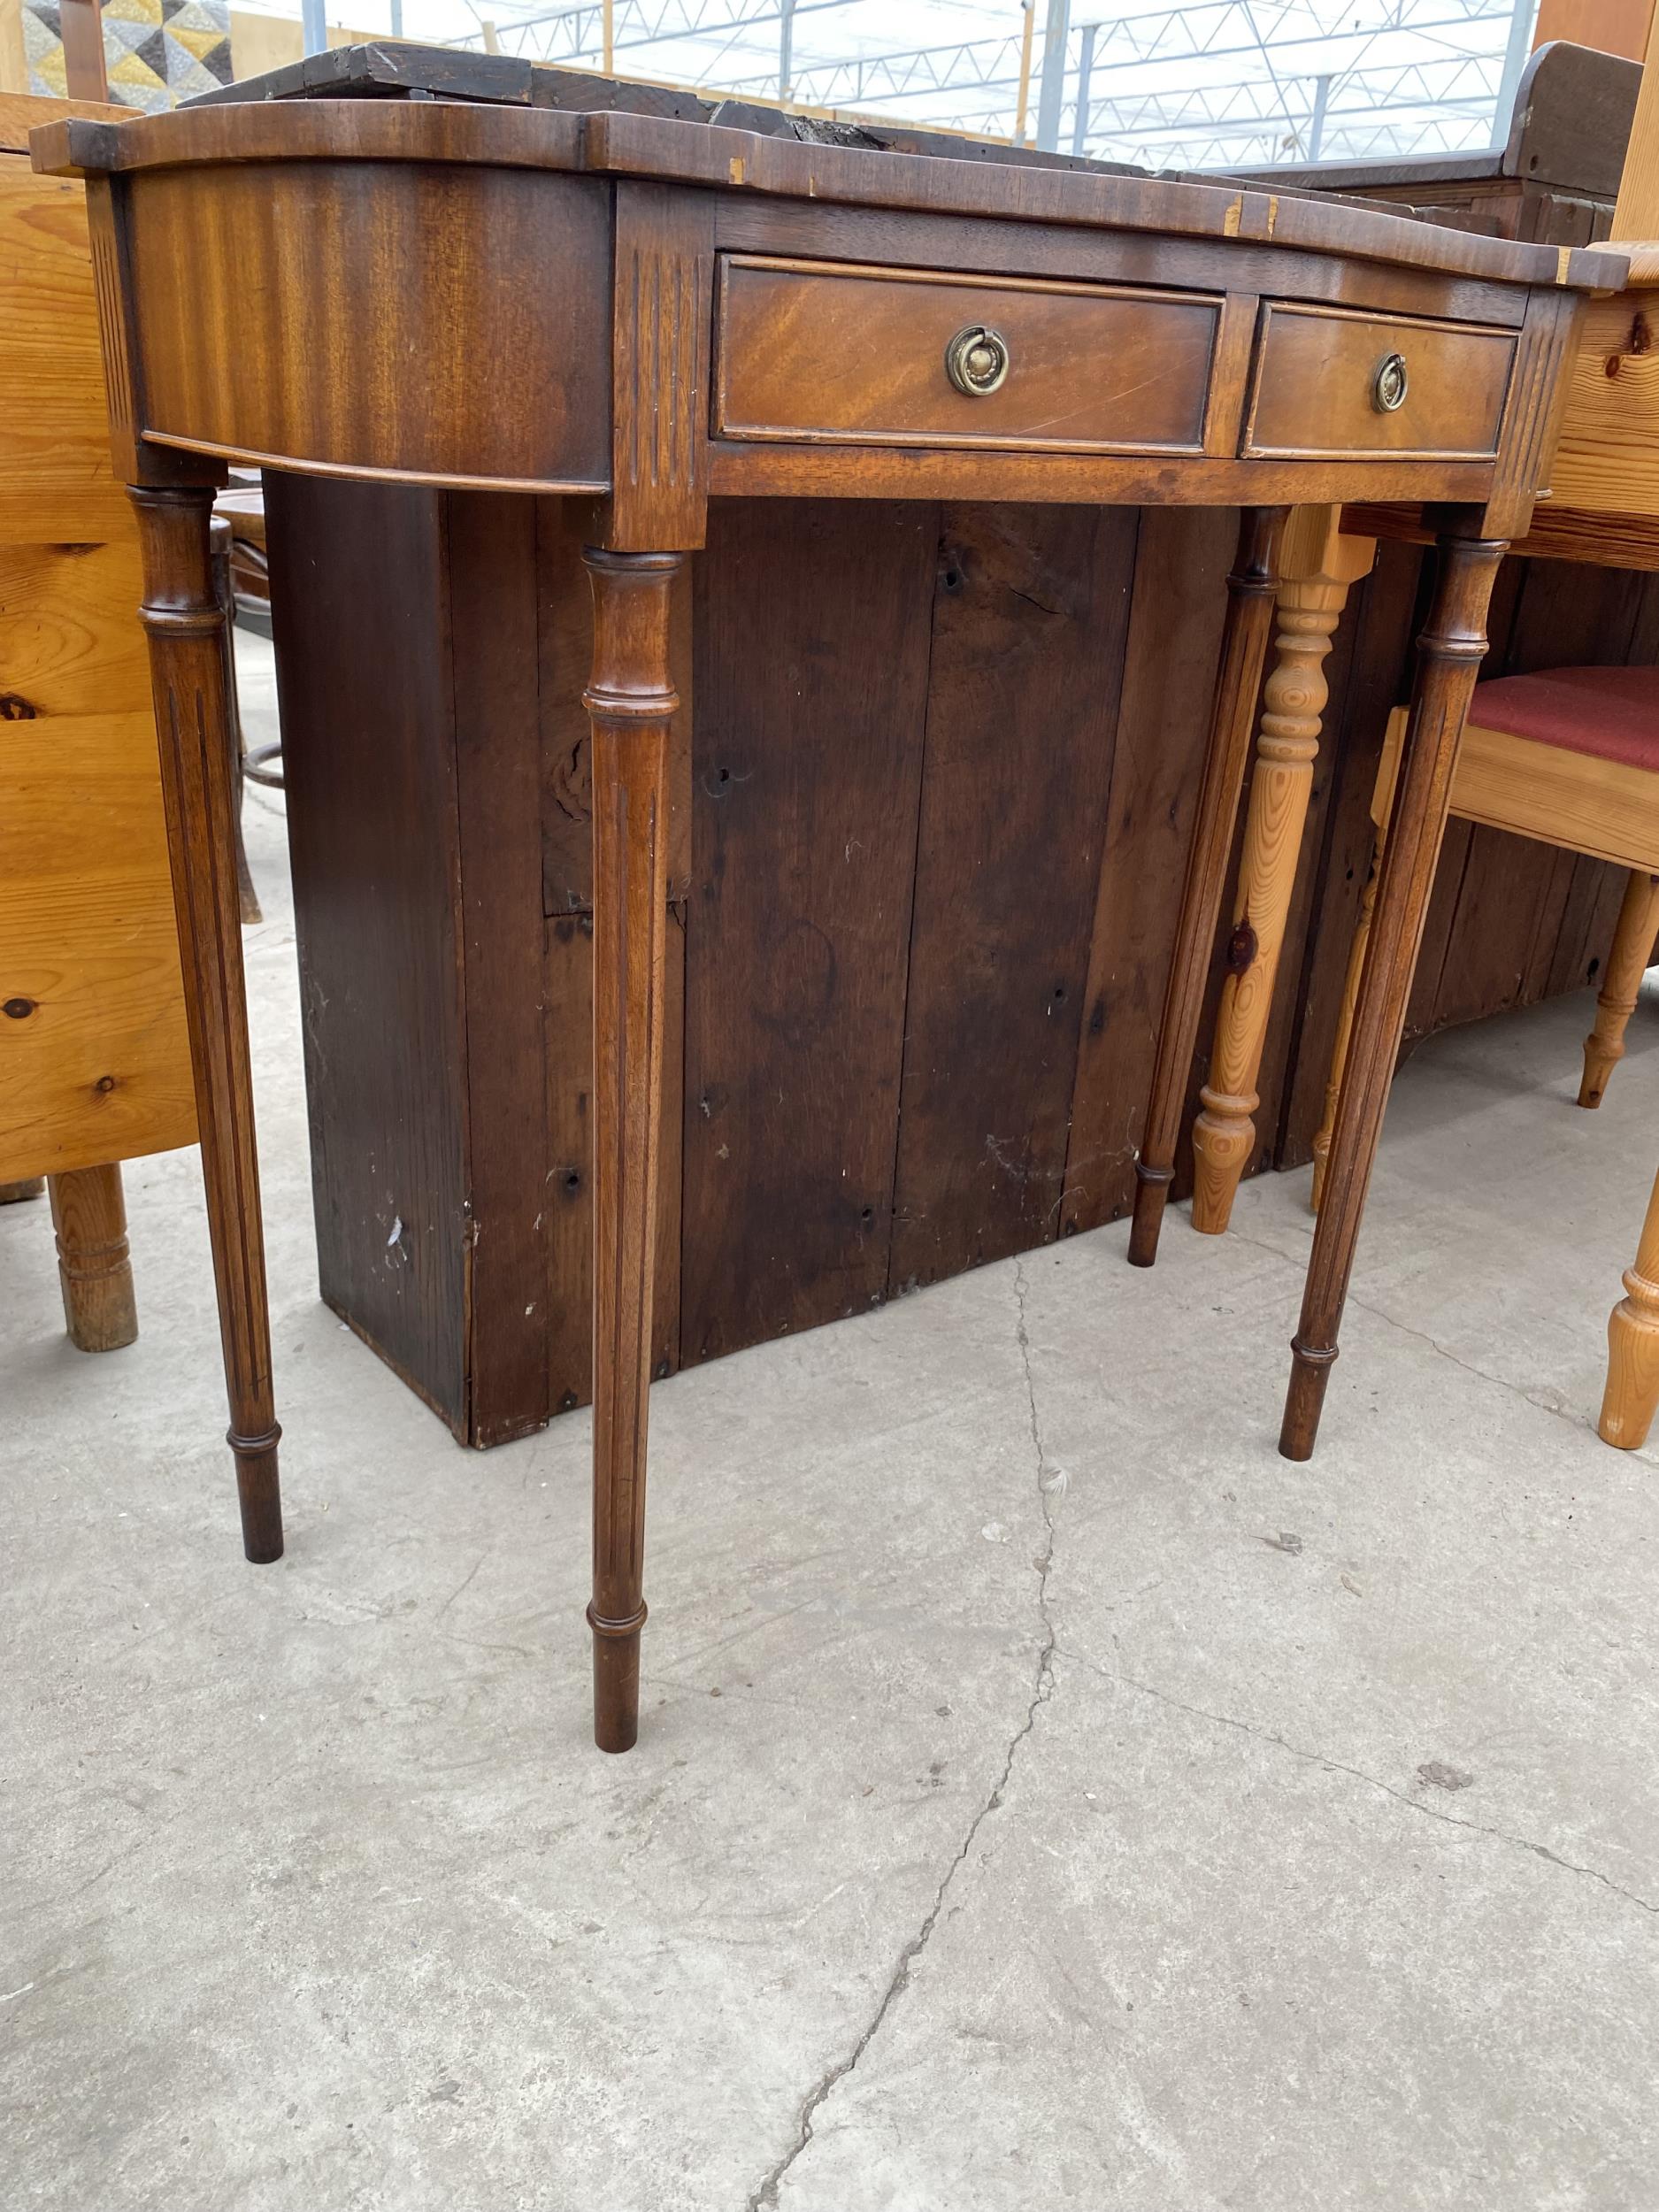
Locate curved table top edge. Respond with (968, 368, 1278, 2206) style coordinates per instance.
(28, 100, 1624, 297)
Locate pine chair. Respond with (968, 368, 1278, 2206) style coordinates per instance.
(1313, 666, 1659, 1451)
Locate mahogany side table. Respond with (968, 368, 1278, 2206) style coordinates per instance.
(35, 91, 1617, 1750)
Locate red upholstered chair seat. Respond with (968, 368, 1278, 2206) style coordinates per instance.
(1469, 665, 1659, 772)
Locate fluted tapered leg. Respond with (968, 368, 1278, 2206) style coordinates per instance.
(584, 547, 680, 1754)
(1129, 506, 1287, 1268)
(1579, 869, 1659, 1110)
(1280, 526, 1506, 1461)
(131, 484, 281, 1563)
(1192, 506, 1375, 1233)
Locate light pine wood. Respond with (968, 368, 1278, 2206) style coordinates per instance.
(1453, 718, 1659, 868)
(1313, 709, 1659, 1201)
(584, 545, 681, 1754)
(1600, 1159, 1659, 1446)
(0, 128, 195, 1184)
(0, 157, 132, 544)
(1191, 504, 1374, 1233)
(49, 1160, 135, 1349)
(1610, 3, 1659, 241)
(1580, 869, 1659, 1107)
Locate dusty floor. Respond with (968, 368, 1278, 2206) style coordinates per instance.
(4, 634, 1656, 2209)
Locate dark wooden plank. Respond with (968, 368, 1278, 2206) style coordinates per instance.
(448, 489, 551, 1447)
(267, 473, 470, 1431)
(680, 497, 935, 1363)
(887, 504, 1137, 1290)
(1062, 505, 1238, 1232)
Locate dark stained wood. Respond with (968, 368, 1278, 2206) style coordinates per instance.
(681, 499, 935, 1361)
(449, 490, 552, 1446)
(1282, 524, 1508, 1461)
(62, 66, 1617, 1746)
(584, 546, 680, 1755)
(1243, 306, 1515, 462)
(269, 474, 471, 1435)
(131, 480, 282, 1563)
(716, 258, 1222, 455)
(37, 100, 1615, 292)
(1127, 506, 1286, 1265)
(887, 503, 1138, 1290)
(123, 157, 612, 491)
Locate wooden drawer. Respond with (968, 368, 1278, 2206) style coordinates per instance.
(713, 255, 1225, 455)
(1242, 302, 1517, 461)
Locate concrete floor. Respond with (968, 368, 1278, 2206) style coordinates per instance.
(4, 633, 1657, 2210)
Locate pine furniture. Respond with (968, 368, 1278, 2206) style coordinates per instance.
(0, 88, 196, 1354)
(35, 76, 1617, 1749)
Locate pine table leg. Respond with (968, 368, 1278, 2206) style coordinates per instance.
(584, 547, 680, 1753)
(50, 1164, 137, 1352)
(1129, 505, 1287, 1268)
(1579, 868, 1659, 1110)
(1600, 1159, 1659, 1448)
(132, 484, 282, 1563)
(1192, 505, 1374, 1234)
(1280, 525, 1506, 1462)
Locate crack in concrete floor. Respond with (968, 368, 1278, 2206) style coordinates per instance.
(743, 1263, 1062, 2210)
(1071, 1655, 1659, 1917)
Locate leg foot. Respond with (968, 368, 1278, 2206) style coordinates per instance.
(590, 1606, 647, 1753)
(49, 1164, 137, 1352)
(232, 1424, 285, 1562)
(0, 1178, 45, 1204)
(1127, 1164, 1173, 1267)
(1279, 1340, 1336, 1461)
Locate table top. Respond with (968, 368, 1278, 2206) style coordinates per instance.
(32, 71, 1621, 545)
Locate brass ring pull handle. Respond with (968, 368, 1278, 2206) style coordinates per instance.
(945, 324, 1010, 396)
(1371, 351, 1409, 413)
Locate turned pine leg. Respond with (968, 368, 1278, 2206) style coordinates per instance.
(1129, 506, 1288, 1268)
(49, 1164, 137, 1351)
(1191, 506, 1375, 1234)
(1280, 526, 1507, 1461)
(584, 547, 680, 1753)
(1600, 1160, 1659, 1447)
(131, 484, 282, 1563)
(1579, 869, 1659, 1110)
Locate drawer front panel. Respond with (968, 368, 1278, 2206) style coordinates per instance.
(714, 256, 1222, 454)
(1243, 303, 1517, 460)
